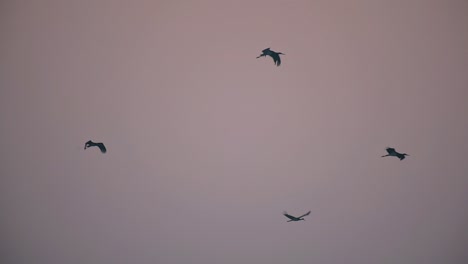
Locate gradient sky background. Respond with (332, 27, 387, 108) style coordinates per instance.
(1, 1, 468, 263)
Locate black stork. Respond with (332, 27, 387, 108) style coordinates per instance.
(256, 48, 284, 66)
(381, 147, 408, 160)
(84, 140, 107, 153)
(283, 211, 311, 222)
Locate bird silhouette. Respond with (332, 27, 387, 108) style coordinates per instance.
(283, 211, 311, 222)
(256, 48, 284, 66)
(84, 140, 107, 153)
(381, 147, 408, 160)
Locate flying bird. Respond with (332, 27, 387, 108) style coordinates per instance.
(381, 147, 408, 160)
(256, 48, 284, 66)
(84, 140, 107, 153)
(283, 211, 311, 222)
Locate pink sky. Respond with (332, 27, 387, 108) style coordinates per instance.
(1, 1, 468, 263)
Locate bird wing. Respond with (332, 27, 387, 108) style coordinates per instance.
(386, 148, 395, 154)
(270, 53, 281, 66)
(298, 211, 311, 218)
(283, 212, 299, 220)
(97, 143, 107, 153)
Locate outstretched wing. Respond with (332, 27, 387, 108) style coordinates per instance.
(386, 148, 395, 154)
(96, 143, 107, 153)
(298, 211, 311, 218)
(283, 211, 299, 221)
(397, 153, 406, 160)
(270, 53, 281, 66)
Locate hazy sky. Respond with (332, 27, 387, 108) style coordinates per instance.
(1, 1, 468, 263)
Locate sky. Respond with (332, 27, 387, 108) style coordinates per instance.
(1, 0, 468, 263)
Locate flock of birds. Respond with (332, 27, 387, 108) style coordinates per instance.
(83, 47, 410, 223)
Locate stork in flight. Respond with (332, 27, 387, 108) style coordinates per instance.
(256, 48, 284, 66)
(381, 147, 408, 160)
(283, 211, 311, 222)
(84, 140, 107, 153)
